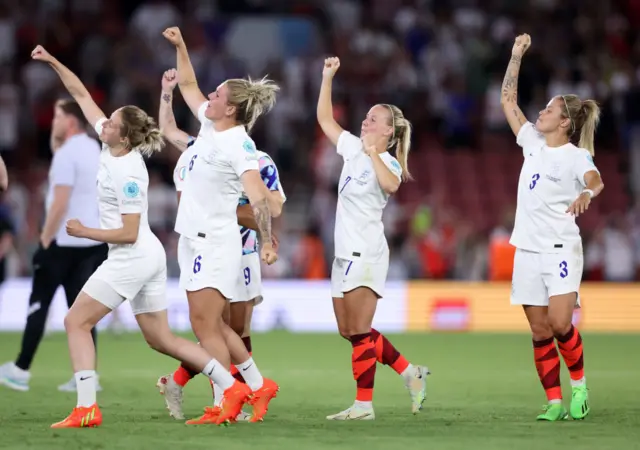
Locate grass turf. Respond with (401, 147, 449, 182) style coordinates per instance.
(1, 332, 640, 450)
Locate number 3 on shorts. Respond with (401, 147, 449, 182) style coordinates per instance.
(559, 260, 568, 278)
(244, 267, 251, 286)
(193, 255, 202, 274)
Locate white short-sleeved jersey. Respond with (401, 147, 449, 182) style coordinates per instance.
(172, 137, 196, 192)
(174, 102, 260, 243)
(334, 131, 402, 263)
(510, 122, 600, 253)
(94, 118, 159, 253)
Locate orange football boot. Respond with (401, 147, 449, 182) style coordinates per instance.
(215, 381, 252, 425)
(51, 404, 102, 428)
(248, 378, 279, 423)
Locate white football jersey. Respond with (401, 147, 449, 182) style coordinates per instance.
(174, 102, 260, 243)
(172, 138, 196, 192)
(94, 118, 158, 253)
(334, 131, 402, 262)
(510, 122, 600, 253)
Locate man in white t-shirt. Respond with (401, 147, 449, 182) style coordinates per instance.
(0, 100, 107, 394)
(500, 33, 604, 422)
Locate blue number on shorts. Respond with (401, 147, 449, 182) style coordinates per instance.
(244, 267, 251, 286)
(339, 176, 352, 194)
(529, 173, 540, 190)
(559, 261, 568, 278)
(189, 154, 198, 171)
(193, 255, 202, 274)
(345, 260, 353, 276)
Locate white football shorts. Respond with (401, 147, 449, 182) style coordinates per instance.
(510, 248, 583, 307)
(177, 234, 241, 299)
(331, 257, 389, 299)
(83, 244, 167, 315)
(232, 252, 263, 305)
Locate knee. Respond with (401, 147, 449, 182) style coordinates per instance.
(337, 327, 351, 340)
(143, 331, 171, 354)
(529, 319, 553, 341)
(548, 316, 572, 338)
(64, 310, 89, 333)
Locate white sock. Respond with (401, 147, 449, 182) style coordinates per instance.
(354, 400, 373, 410)
(401, 363, 415, 378)
(75, 370, 96, 407)
(549, 399, 562, 405)
(213, 382, 224, 406)
(570, 377, 586, 387)
(202, 359, 235, 390)
(236, 357, 263, 391)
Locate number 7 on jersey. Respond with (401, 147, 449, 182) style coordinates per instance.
(339, 176, 352, 194)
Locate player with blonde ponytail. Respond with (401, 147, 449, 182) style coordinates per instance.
(30, 45, 243, 429)
(317, 56, 429, 421)
(500, 33, 604, 422)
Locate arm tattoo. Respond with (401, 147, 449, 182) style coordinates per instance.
(162, 93, 172, 104)
(252, 199, 272, 246)
(512, 108, 524, 125)
(501, 55, 522, 104)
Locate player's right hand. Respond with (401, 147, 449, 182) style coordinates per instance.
(162, 69, 178, 91)
(163, 27, 184, 46)
(31, 45, 53, 63)
(511, 34, 531, 58)
(322, 57, 340, 79)
(261, 242, 278, 265)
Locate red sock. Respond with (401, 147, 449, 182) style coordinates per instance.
(370, 328, 410, 375)
(173, 363, 198, 387)
(556, 325, 584, 381)
(350, 333, 377, 402)
(533, 337, 562, 401)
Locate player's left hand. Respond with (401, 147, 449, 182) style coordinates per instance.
(261, 242, 278, 265)
(566, 192, 591, 217)
(66, 219, 86, 238)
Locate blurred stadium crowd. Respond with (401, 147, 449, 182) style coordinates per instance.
(0, 0, 639, 282)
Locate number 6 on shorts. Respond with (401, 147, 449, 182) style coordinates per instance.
(193, 255, 202, 274)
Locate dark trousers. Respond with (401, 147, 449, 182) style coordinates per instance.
(15, 242, 108, 371)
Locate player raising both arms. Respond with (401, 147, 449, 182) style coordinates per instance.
(500, 34, 604, 421)
(162, 27, 280, 425)
(30, 45, 246, 429)
(155, 69, 286, 422)
(317, 57, 429, 421)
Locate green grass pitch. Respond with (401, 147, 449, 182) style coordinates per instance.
(1, 332, 640, 450)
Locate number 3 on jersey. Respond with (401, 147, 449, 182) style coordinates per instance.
(529, 173, 540, 190)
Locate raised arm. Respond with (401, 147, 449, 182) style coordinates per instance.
(317, 57, 345, 146)
(0, 154, 7, 192)
(162, 27, 207, 119)
(31, 45, 105, 128)
(159, 68, 192, 151)
(500, 34, 531, 137)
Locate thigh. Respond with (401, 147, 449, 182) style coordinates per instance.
(187, 288, 227, 339)
(135, 309, 170, 340)
(522, 305, 552, 339)
(81, 276, 126, 312)
(510, 249, 548, 306)
(67, 291, 113, 329)
(228, 301, 248, 336)
(342, 287, 378, 333)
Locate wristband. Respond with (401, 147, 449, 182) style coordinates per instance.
(582, 189, 594, 198)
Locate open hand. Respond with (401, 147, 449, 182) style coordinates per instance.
(566, 192, 591, 217)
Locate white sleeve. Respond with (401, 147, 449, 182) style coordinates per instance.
(230, 137, 259, 177)
(173, 151, 190, 192)
(94, 117, 108, 135)
(516, 122, 545, 158)
(383, 157, 403, 182)
(336, 131, 363, 160)
(573, 150, 600, 187)
(114, 167, 146, 214)
(50, 147, 76, 187)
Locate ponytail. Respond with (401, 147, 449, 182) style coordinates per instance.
(384, 104, 413, 181)
(119, 105, 165, 157)
(226, 76, 280, 132)
(577, 99, 600, 157)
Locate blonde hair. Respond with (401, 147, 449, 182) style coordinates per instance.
(381, 104, 412, 181)
(225, 76, 279, 131)
(560, 95, 601, 156)
(119, 105, 165, 157)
